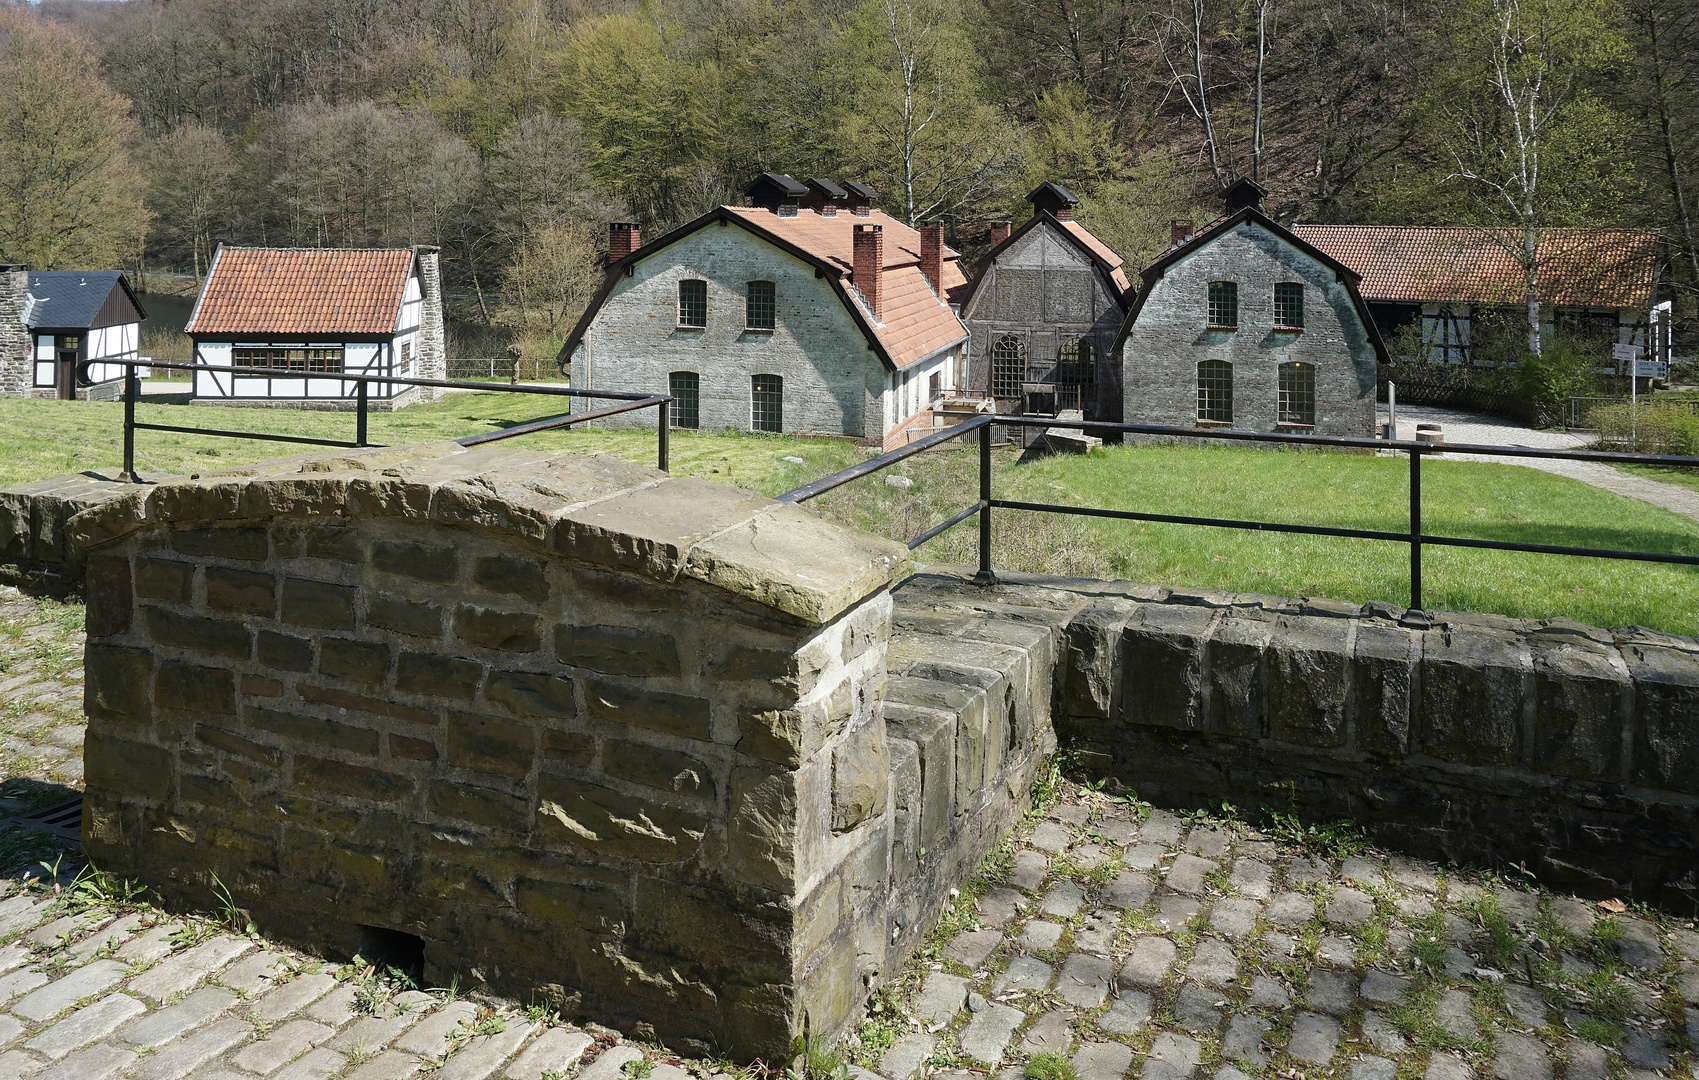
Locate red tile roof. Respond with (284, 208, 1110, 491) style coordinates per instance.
(726, 207, 968, 368)
(1060, 220, 1132, 294)
(187, 247, 416, 335)
(1289, 225, 1658, 310)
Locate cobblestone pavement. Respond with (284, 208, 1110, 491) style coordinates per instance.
(1376, 405, 1699, 524)
(1, 592, 1697, 1080)
(849, 792, 1699, 1080)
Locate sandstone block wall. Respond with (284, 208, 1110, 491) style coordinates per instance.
(67, 441, 984, 1061)
(1049, 580, 1699, 909)
(0, 472, 134, 594)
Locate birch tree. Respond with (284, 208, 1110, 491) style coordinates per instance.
(836, 0, 1024, 224)
(1423, 0, 1631, 355)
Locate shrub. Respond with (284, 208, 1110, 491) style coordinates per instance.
(1516, 337, 1599, 403)
(1590, 402, 1699, 455)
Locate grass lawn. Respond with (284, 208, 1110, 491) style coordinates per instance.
(3, 396, 1696, 634)
(1616, 462, 1699, 495)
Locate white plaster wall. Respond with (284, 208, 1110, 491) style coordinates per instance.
(1122, 222, 1378, 437)
(572, 227, 897, 438)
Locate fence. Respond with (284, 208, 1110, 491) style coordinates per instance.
(446, 358, 567, 381)
(777, 415, 1699, 612)
(84, 359, 671, 482)
(1569, 395, 1699, 429)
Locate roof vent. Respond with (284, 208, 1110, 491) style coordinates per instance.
(745, 172, 808, 216)
(1027, 181, 1080, 222)
(804, 178, 848, 217)
(1223, 178, 1267, 213)
(843, 181, 877, 217)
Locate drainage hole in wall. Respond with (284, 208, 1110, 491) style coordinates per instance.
(355, 925, 426, 983)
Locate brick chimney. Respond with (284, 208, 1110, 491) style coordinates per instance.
(918, 222, 944, 296)
(609, 222, 641, 264)
(988, 222, 1011, 248)
(1170, 220, 1194, 247)
(853, 223, 883, 320)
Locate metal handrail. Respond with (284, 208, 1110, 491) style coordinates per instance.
(83, 359, 673, 482)
(778, 415, 1699, 609)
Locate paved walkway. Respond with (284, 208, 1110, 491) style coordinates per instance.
(0, 594, 1695, 1080)
(1379, 405, 1699, 524)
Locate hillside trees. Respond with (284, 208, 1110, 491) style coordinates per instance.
(0, 10, 148, 270)
(1419, 0, 1634, 354)
(145, 123, 236, 282)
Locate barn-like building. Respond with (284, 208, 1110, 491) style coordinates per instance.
(0, 268, 146, 400)
(1114, 181, 1387, 437)
(957, 182, 1133, 423)
(559, 175, 970, 448)
(185, 246, 444, 408)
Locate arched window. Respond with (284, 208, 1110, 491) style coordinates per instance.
(678, 280, 707, 328)
(1197, 360, 1233, 424)
(746, 281, 776, 331)
(752, 374, 783, 432)
(991, 335, 1026, 398)
(669, 371, 700, 429)
(1278, 362, 1315, 426)
(1058, 337, 1094, 383)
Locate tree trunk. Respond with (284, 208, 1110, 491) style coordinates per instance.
(1640, 0, 1699, 293)
(1524, 221, 1541, 356)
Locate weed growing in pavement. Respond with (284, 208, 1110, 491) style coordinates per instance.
(1029, 751, 1074, 818)
(1569, 1015, 1626, 1047)
(848, 988, 906, 1068)
(1409, 907, 1451, 976)
(621, 1060, 654, 1079)
(786, 1034, 848, 1080)
(210, 872, 257, 936)
(1025, 1051, 1079, 1080)
(63, 860, 148, 913)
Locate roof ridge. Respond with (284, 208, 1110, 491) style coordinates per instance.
(216, 246, 418, 255)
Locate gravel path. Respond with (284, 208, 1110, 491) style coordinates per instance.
(1380, 405, 1699, 524)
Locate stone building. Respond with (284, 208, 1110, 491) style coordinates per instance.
(1114, 181, 1386, 437)
(958, 182, 1132, 422)
(186, 246, 445, 408)
(0, 267, 147, 400)
(559, 174, 969, 448)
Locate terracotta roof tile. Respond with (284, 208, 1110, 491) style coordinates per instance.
(1060, 220, 1131, 294)
(187, 247, 415, 335)
(1290, 225, 1658, 309)
(727, 207, 967, 368)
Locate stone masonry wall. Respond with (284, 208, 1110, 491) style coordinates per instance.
(1045, 577, 1699, 910)
(0, 267, 31, 398)
(1122, 223, 1378, 437)
(0, 472, 134, 595)
(66, 440, 973, 1062)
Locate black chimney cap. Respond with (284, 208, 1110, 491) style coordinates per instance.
(806, 178, 848, 201)
(745, 173, 809, 211)
(1026, 181, 1080, 216)
(1223, 178, 1268, 212)
(843, 181, 878, 201)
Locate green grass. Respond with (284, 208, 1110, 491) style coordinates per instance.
(1617, 462, 1699, 495)
(3, 397, 1697, 633)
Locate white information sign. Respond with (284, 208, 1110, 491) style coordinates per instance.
(1612, 343, 1640, 362)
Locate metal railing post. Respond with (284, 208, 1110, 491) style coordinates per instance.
(356, 381, 369, 448)
(120, 364, 138, 483)
(1409, 446, 1422, 611)
(658, 400, 670, 472)
(974, 426, 995, 586)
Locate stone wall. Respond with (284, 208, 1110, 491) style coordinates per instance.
(0, 472, 134, 595)
(67, 442, 1049, 1062)
(414, 247, 446, 400)
(0, 267, 31, 398)
(1044, 578, 1699, 909)
(1121, 222, 1378, 437)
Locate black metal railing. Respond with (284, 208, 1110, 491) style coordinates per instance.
(83, 359, 672, 483)
(777, 415, 1699, 611)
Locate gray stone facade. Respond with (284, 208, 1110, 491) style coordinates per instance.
(414, 247, 446, 399)
(962, 220, 1128, 422)
(1120, 222, 1379, 437)
(0, 267, 35, 399)
(67, 441, 1049, 1061)
(570, 225, 957, 442)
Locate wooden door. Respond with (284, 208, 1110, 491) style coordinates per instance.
(57, 351, 78, 400)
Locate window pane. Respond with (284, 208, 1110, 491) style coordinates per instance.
(1208, 282, 1238, 328)
(991, 335, 1026, 398)
(1059, 337, 1093, 383)
(1274, 283, 1305, 329)
(1197, 360, 1233, 423)
(1279, 362, 1315, 425)
(746, 281, 776, 331)
(752, 374, 783, 432)
(670, 371, 700, 429)
(679, 280, 707, 327)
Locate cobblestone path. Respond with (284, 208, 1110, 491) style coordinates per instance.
(853, 794, 1699, 1080)
(0, 589, 1696, 1080)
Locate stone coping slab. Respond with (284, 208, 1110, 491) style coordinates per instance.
(63, 442, 908, 625)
